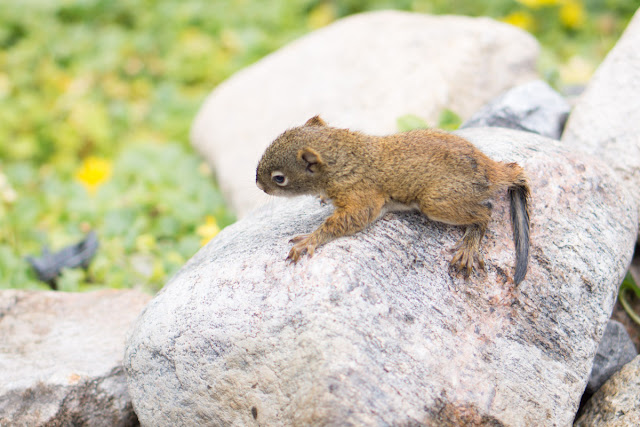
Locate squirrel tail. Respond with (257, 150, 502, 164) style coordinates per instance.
(506, 163, 530, 285)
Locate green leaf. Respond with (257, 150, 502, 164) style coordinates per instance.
(619, 272, 640, 326)
(437, 109, 462, 131)
(396, 114, 429, 132)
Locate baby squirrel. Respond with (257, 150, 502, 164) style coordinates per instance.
(256, 116, 531, 284)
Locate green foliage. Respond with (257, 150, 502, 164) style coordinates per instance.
(619, 273, 640, 326)
(397, 114, 430, 132)
(437, 109, 462, 131)
(0, 0, 324, 166)
(397, 109, 462, 132)
(0, 0, 635, 292)
(1, 144, 233, 292)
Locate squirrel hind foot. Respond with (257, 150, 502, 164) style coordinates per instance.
(449, 223, 487, 279)
(450, 245, 485, 278)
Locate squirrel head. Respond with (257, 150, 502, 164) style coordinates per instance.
(256, 115, 329, 197)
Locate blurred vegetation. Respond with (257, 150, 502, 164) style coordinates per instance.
(397, 109, 462, 132)
(620, 273, 640, 326)
(0, 0, 635, 292)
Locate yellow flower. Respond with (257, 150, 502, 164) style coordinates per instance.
(197, 216, 220, 246)
(501, 11, 535, 31)
(135, 233, 157, 253)
(516, 0, 561, 8)
(75, 156, 112, 194)
(307, 2, 335, 29)
(560, 1, 586, 29)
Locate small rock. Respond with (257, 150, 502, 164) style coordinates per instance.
(610, 298, 640, 353)
(575, 355, 640, 426)
(561, 84, 586, 107)
(191, 11, 539, 217)
(585, 319, 638, 398)
(125, 128, 637, 426)
(460, 80, 570, 139)
(0, 289, 151, 426)
(26, 231, 99, 288)
(562, 9, 640, 217)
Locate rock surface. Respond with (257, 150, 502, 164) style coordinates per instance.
(461, 80, 570, 139)
(562, 9, 640, 215)
(191, 11, 539, 217)
(585, 319, 637, 399)
(0, 289, 151, 426)
(125, 128, 637, 426)
(575, 355, 640, 426)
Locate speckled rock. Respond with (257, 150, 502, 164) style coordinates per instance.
(0, 289, 151, 426)
(191, 11, 539, 217)
(575, 355, 640, 426)
(585, 319, 637, 398)
(461, 80, 570, 139)
(562, 9, 640, 216)
(125, 127, 636, 426)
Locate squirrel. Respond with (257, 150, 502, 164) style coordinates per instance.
(256, 116, 531, 284)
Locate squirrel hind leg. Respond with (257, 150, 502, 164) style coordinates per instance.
(450, 223, 487, 278)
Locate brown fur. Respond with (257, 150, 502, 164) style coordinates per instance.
(256, 116, 531, 284)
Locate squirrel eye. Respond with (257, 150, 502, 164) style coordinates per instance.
(271, 171, 288, 186)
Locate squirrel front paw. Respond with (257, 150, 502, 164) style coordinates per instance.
(286, 234, 317, 263)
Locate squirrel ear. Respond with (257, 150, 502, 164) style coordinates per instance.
(297, 147, 323, 173)
(304, 115, 327, 127)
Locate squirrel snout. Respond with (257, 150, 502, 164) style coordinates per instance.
(256, 180, 267, 193)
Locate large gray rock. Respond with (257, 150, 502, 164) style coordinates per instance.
(0, 289, 151, 426)
(461, 80, 570, 139)
(562, 8, 640, 216)
(585, 319, 637, 398)
(576, 355, 640, 426)
(125, 128, 637, 426)
(191, 11, 540, 217)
